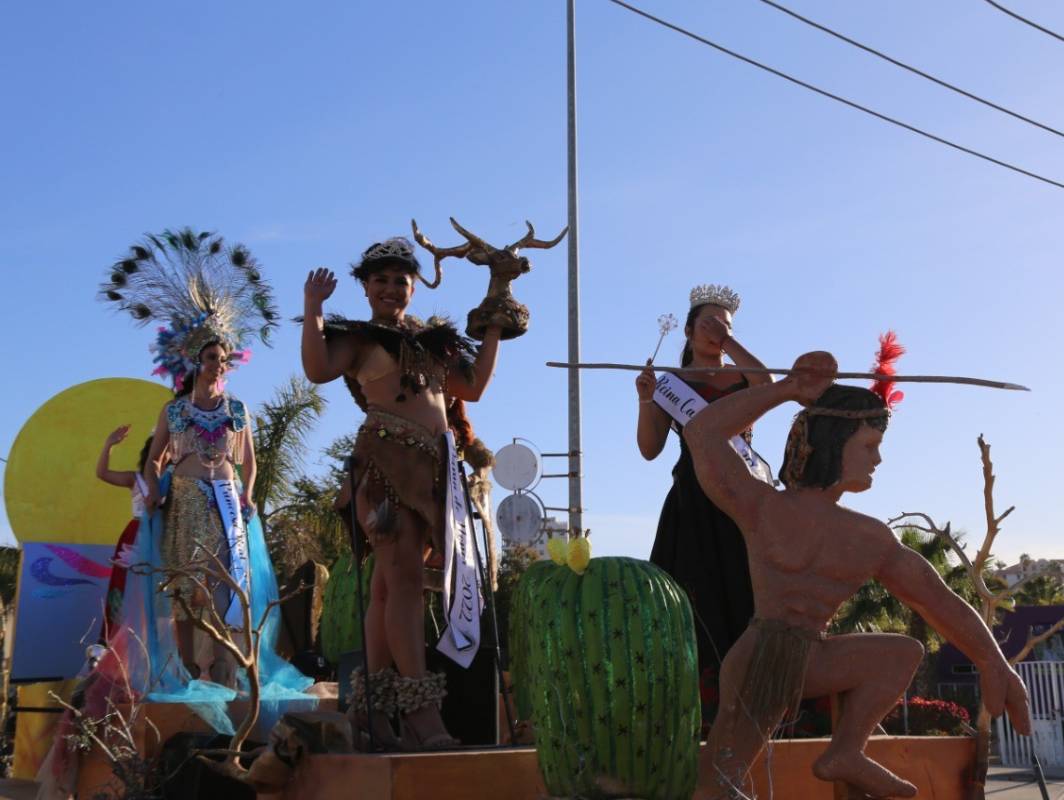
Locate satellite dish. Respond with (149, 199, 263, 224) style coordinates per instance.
(497, 493, 544, 544)
(493, 442, 540, 491)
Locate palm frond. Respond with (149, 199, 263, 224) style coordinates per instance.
(252, 377, 326, 514)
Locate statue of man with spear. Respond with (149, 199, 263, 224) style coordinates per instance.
(675, 346, 1032, 799)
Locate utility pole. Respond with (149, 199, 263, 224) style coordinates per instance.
(566, 0, 583, 536)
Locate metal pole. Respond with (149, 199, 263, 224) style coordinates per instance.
(458, 466, 517, 745)
(566, 0, 584, 536)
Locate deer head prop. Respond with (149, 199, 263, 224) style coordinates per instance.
(411, 217, 567, 340)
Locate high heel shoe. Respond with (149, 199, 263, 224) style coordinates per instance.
(395, 672, 459, 751)
(348, 667, 403, 752)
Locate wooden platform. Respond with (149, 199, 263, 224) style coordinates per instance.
(75, 697, 330, 798)
(260, 736, 975, 799)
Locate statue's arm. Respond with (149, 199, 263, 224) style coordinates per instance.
(876, 530, 1032, 734)
(682, 380, 792, 528)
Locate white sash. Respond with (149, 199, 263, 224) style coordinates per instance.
(653, 372, 776, 486)
(211, 480, 251, 629)
(436, 431, 483, 669)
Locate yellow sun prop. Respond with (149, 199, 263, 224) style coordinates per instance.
(5, 378, 170, 544)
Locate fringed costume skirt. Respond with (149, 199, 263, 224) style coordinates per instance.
(163, 475, 231, 620)
(351, 409, 446, 554)
(740, 618, 826, 725)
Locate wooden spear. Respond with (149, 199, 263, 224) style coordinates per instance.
(545, 362, 1030, 392)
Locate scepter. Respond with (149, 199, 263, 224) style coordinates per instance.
(546, 362, 1029, 392)
(649, 313, 678, 364)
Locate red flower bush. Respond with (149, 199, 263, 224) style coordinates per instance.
(884, 696, 970, 736)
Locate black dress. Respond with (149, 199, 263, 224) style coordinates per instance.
(649, 381, 755, 729)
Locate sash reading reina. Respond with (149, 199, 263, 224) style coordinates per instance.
(652, 372, 776, 486)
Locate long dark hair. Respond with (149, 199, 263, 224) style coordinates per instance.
(137, 436, 154, 473)
(778, 385, 889, 489)
(680, 305, 701, 367)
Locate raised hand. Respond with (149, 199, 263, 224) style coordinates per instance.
(786, 351, 837, 406)
(696, 314, 732, 349)
(105, 425, 131, 447)
(304, 268, 337, 306)
(635, 359, 657, 402)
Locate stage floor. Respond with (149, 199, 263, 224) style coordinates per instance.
(258, 735, 975, 799)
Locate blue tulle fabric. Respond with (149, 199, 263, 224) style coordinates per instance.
(119, 470, 315, 735)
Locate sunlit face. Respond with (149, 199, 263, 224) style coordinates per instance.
(837, 423, 883, 493)
(364, 268, 414, 320)
(685, 303, 733, 355)
(197, 343, 229, 384)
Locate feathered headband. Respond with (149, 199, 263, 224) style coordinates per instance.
(780, 332, 904, 487)
(99, 228, 279, 390)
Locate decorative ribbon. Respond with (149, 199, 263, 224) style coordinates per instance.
(436, 431, 482, 668)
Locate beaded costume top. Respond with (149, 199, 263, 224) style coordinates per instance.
(321, 315, 477, 410)
(167, 394, 248, 470)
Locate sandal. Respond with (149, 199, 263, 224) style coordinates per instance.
(396, 672, 460, 751)
(348, 667, 403, 752)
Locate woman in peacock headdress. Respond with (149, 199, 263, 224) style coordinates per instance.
(99, 228, 312, 718)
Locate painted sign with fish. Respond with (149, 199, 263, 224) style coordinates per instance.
(11, 542, 113, 681)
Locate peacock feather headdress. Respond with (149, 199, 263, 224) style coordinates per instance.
(99, 227, 279, 390)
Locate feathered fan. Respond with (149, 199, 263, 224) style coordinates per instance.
(99, 227, 279, 389)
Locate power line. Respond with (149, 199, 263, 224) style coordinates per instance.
(604, 0, 1064, 191)
(755, 0, 1064, 139)
(982, 0, 1064, 44)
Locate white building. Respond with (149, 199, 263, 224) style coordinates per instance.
(995, 558, 1064, 588)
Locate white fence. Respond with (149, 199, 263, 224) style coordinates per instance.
(997, 661, 1064, 768)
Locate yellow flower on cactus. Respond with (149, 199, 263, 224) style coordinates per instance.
(567, 536, 591, 575)
(547, 537, 568, 566)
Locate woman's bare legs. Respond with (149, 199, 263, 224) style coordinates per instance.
(364, 562, 392, 671)
(358, 480, 453, 744)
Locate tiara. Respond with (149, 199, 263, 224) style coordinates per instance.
(689, 284, 740, 314)
(362, 237, 417, 263)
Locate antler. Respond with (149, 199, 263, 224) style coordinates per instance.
(507, 220, 569, 252)
(448, 217, 496, 252)
(410, 219, 471, 288)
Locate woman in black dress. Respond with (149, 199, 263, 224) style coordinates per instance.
(635, 285, 772, 731)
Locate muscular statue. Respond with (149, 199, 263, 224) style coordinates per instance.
(683, 351, 1031, 799)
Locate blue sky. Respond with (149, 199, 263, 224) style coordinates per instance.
(2, 1, 1061, 566)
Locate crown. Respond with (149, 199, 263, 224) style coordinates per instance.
(362, 236, 417, 264)
(689, 284, 740, 314)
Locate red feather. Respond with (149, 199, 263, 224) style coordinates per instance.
(870, 331, 905, 409)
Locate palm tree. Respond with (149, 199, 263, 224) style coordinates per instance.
(0, 546, 19, 606)
(251, 376, 326, 516)
(1013, 574, 1064, 606)
(249, 376, 327, 577)
(831, 528, 999, 696)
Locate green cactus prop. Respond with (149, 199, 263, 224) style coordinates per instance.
(510, 556, 700, 799)
(320, 551, 374, 665)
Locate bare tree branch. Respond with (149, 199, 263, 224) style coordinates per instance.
(973, 435, 1007, 576)
(1010, 616, 1064, 665)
